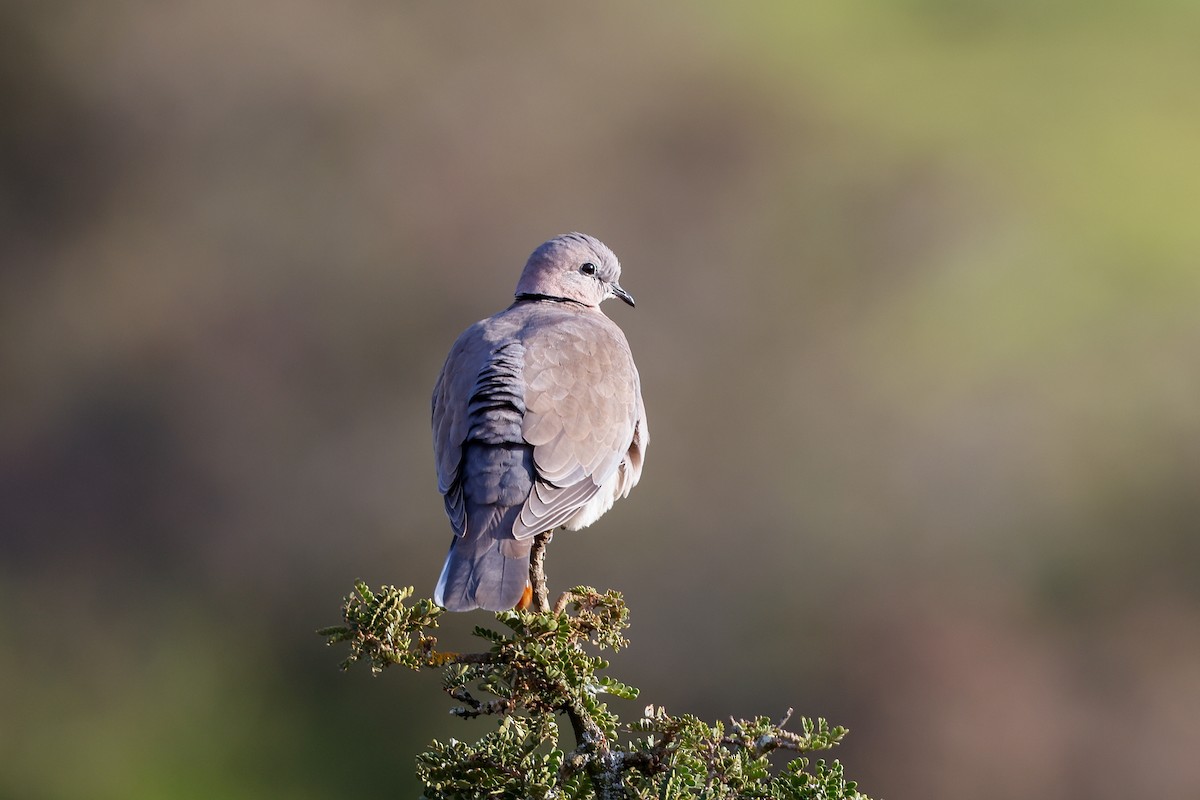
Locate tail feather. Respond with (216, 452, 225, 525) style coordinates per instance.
(434, 518, 532, 612)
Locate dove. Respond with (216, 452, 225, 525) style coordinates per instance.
(432, 233, 648, 612)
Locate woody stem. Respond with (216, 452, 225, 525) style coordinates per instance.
(529, 530, 552, 613)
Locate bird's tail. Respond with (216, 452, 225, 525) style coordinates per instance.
(434, 521, 532, 612)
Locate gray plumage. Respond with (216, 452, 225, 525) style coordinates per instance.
(432, 233, 648, 611)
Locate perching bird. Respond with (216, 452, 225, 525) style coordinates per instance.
(432, 233, 648, 612)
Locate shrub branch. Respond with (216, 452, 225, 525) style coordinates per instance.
(320, 566, 872, 799)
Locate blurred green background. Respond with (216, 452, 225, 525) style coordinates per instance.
(3, 2, 1199, 798)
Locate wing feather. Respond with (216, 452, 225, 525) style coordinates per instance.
(515, 310, 643, 537)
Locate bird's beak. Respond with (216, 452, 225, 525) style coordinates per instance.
(611, 283, 636, 307)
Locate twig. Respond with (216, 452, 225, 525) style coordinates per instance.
(553, 590, 575, 615)
(425, 650, 494, 667)
(722, 708, 808, 757)
(778, 707, 794, 728)
(529, 530, 552, 612)
(446, 686, 516, 718)
(450, 698, 516, 718)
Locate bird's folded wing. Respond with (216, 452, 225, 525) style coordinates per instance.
(515, 318, 641, 539)
(433, 323, 528, 536)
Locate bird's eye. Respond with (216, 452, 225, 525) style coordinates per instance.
(580, 262, 597, 276)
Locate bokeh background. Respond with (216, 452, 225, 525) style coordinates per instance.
(4, 2, 1199, 798)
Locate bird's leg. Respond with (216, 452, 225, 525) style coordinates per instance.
(528, 530, 553, 613)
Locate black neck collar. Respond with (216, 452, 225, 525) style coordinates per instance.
(514, 293, 586, 307)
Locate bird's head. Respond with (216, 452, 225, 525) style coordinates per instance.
(514, 232, 634, 309)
